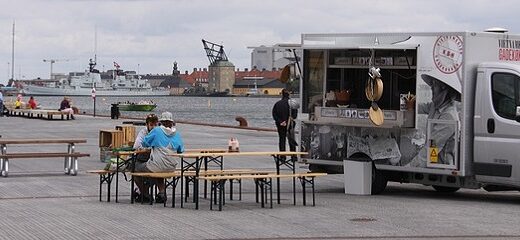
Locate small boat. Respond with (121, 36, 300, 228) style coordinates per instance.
(117, 101, 157, 111)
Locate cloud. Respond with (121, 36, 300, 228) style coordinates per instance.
(0, 0, 519, 84)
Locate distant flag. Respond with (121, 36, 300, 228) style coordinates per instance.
(113, 62, 120, 69)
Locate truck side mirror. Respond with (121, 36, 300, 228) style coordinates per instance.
(516, 106, 520, 123)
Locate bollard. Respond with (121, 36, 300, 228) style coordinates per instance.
(235, 116, 248, 127)
(72, 106, 80, 114)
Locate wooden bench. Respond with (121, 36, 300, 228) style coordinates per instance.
(199, 172, 327, 211)
(87, 170, 117, 202)
(127, 169, 272, 207)
(87, 168, 257, 204)
(7, 108, 73, 120)
(0, 139, 89, 177)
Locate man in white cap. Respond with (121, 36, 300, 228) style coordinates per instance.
(134, 111, 184, 203)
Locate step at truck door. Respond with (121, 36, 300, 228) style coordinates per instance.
(474, 66, 520, 186)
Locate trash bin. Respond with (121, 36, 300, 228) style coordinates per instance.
(110, 104, 120, 119)
(344, 160, 372, 195)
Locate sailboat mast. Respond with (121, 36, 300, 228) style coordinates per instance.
(11, 21, 15, 81)
(94, 25, 97, 63)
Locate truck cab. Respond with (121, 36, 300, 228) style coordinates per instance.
(474, 63, 520, 188)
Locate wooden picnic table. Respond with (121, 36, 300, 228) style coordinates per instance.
(0, 138, 89, 176)
(107, 148, 229, 203)
(170, 151, 308, 209)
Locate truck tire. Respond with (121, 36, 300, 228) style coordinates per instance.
(432, 185, 460, 193)
(309, 164, 325, 173)
(371, 165, 387, 195)
(309, 164, 343, 174)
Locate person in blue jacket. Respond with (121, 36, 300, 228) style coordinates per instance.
(134, 111, 184, 203)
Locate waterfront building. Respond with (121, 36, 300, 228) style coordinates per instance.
(248, 44, 302, 71)
(208, 60, 235, 93)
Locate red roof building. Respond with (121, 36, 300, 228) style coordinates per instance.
(179, 67, 282, 86)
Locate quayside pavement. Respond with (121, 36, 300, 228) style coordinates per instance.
(1, 115, 520, 240)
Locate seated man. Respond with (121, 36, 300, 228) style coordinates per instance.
(133, 114, 159, 150)
(130, 114, 158, 199)
(134, 111, 184, 203)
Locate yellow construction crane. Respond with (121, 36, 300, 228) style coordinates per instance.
(43, 59, 71, 79)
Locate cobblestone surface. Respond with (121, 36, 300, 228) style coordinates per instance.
(1, 115, 520, 240)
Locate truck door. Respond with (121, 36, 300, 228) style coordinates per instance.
(474, 65, 520, 186)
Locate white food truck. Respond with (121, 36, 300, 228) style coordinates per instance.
(297, 30, 520, 194)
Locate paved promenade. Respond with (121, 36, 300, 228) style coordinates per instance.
(1, 115, 520, 240)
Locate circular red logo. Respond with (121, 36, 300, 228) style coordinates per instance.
(433, 36, 463, 74)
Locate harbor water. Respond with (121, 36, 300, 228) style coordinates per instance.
(7, 96, 282, 128)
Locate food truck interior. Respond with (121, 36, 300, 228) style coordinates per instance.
(303, 49, 417, 115)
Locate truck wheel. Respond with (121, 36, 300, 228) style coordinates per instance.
(432, 185, 460, 193)
(371, 166, 387, 195)
(309, 164, 325, 173)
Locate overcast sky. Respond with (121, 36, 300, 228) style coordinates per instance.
(0, 0, 518, 85)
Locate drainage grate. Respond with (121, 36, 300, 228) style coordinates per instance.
(349, 217, 377, 222)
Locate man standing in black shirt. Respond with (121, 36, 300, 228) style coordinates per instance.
(272, 89, 298, 155)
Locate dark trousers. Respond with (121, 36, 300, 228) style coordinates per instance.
(276, 123, 297, 152)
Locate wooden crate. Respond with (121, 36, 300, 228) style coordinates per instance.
(115, 125, 136, 146)
(99, 129, 124, 148)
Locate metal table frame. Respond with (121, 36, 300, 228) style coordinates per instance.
(174, 151, 307, 209)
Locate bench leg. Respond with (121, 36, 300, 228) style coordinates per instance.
(255, 180, 259, 203)
(166, 177, 179, 208)
(209, 181, 215, 210)
(208, 180, 224, 211)
(99, 173, 114, 202)
(65, 144, 75, 175)
(64, 145, 70, 174)
(203, 158, 208, 199)
(99, 175, 103, 201)
(70, 157, 78, 176)
(0, 144, 5, 177)
(312, 177, 315, 206)
(293, 176, 296, 205)
(269, 178, 273, 208)
(239, 179, 242, 201)
(302, 177, 306, 206)
(172, 177, 178, 208)
(298, 176, 316, 207)
(264, 179, 269, 207)
(107, 174, 112, 202)
(2, 159, 8, 177)
(180, 159, 184, 208)
(218, 180, 225, 211)
(213, 180, 218, 205)
(229, 179, 233, 201)
(222, 181, 226, 206)
(64, 156, 69, 174)
(184, 176, 190, 202)
(258, 180, 265, 208)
